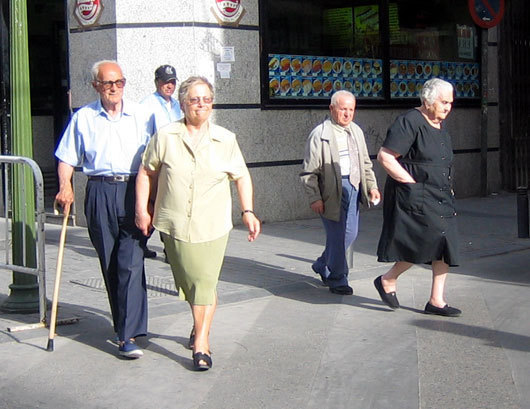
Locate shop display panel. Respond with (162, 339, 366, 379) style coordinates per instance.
(389, 60, 480, 99)
(269, 54, 384, 100)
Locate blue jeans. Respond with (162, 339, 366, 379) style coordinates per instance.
(312, 178, 360, 288)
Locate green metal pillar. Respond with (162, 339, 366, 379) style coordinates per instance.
(0, 0, 38, 313)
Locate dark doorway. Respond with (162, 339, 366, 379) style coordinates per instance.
(1, 0, 69, 209)
(499, 0, 530, 190)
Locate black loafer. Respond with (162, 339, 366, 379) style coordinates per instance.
(373, 276, 400, 309)
(311, 263, 328, 286)
(329, 285, 353, 295)
(424, 302, 461, 317)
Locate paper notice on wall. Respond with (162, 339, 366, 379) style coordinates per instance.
(221, 47, 235, 62)
(457, 24, 475, 59)
(217, 62, 231, 78)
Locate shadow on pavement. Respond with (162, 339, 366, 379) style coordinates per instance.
(412, 318, 530, 353)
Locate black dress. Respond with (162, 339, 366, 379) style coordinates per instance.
(377, 109, 459, 266)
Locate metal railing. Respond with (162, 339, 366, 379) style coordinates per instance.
(0, 155, 46, 323)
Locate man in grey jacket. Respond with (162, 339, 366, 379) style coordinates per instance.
(300, 90, 380, 295)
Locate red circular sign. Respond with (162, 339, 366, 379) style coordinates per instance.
(468, 0, 504, 28)
(215, 0, 241, 18)
(74, 0, 103, 27)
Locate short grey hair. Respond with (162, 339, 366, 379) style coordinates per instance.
(90, 60, 120, 82)
(178, 76, 215, 107)
(420, 78, 453, 105)
(331, 90, 355, 106)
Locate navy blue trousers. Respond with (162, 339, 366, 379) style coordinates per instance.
(84, 178, 148, 341)
(312, 178, 360, 288)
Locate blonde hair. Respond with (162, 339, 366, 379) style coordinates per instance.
(178, 76, 214, 107)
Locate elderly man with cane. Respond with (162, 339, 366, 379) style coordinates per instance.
(55, 60, 152, 358)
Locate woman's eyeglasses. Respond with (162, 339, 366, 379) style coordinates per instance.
(187, 96, 213, 105)
(96, 79, 126, 90)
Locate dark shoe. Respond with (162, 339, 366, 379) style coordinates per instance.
(193, 352, 212, 371)
(118, 340, 144, 359)
(373, 276, 400, 309)
(424, 302, 461, 317)
(143, 248, 157, 258)
(329, 285, 353, 295)
(311, 263, 327, 285)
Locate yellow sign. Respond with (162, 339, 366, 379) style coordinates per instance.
(354, 5, 379, 35)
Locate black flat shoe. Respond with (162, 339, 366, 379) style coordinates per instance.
(373, 276, 400, 309)
(329, 285, 353, 295)
(424, 302, 461, 317)
(193, 352, 212, 371)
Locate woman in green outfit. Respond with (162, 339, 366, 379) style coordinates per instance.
(135, 76, 260, 370)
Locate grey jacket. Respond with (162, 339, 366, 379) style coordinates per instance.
(300, 118, 378, 221)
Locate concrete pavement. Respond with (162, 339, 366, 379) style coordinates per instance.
(0, 192, 529, 409)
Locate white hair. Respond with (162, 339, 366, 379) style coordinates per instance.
(90, 60, 120, 82)
(420, 78, 453, 105)
(330, 90, 356, 106)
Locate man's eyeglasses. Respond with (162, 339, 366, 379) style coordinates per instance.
(187, 96, 213, 105)
(96, 78, 126, 90)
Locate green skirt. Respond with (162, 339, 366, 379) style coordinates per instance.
(161, 233, 229, 305)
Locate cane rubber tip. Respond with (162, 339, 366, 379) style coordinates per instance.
(46, 339, 54, 351)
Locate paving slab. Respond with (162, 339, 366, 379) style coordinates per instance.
(0, 192, 529, 409)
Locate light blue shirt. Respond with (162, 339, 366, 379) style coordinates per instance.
(55, 98, 152, 176)
(140, 91, 182, 134)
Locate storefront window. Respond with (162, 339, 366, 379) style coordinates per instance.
(261, 0, 480, 106)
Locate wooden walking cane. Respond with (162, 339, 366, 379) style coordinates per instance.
(46, 201, 70, 352)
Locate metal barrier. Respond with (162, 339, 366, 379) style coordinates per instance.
(0, 155, 46, 324)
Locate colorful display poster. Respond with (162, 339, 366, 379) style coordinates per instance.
(268, 54, 384, 99)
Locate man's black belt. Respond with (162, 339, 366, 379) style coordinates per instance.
(88, 174, 135, 182)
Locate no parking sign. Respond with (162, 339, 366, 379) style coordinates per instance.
(468, 0, 505, 28)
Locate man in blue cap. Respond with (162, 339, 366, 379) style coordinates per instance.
(140, 64, 183, 258)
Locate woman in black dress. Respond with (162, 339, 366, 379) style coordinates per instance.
(374, 78, 461, 317)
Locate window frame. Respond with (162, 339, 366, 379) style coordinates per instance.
(259, 0, 481, 109)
